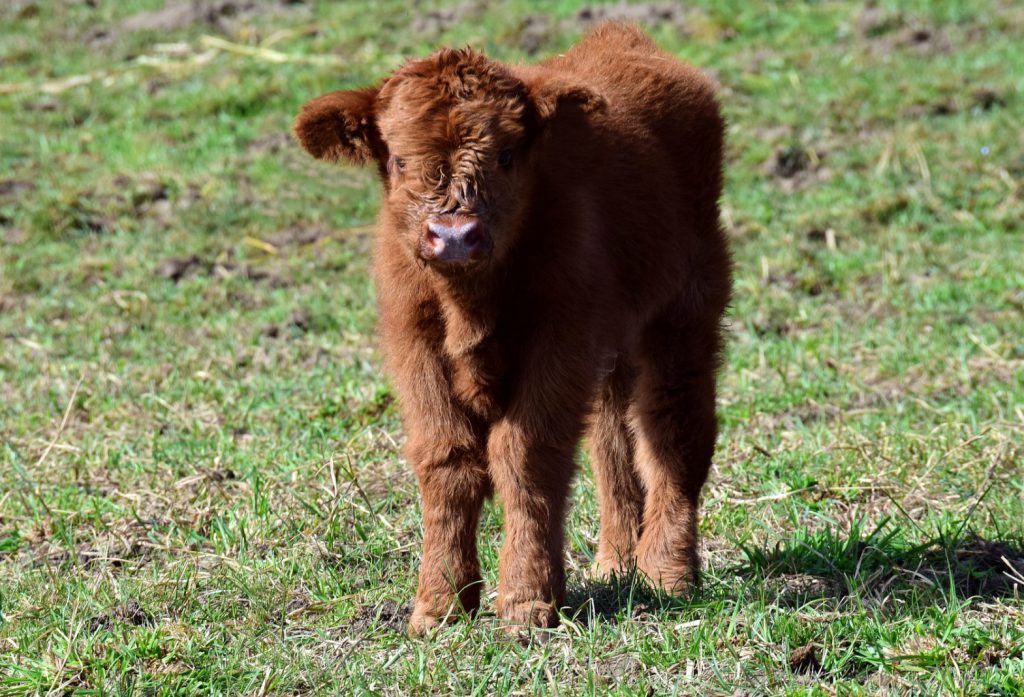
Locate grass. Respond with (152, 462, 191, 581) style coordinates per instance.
(1, 0, 1022, 694)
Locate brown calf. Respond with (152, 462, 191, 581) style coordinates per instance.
(294, 22, 731, 634)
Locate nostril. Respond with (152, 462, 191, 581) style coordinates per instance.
(463, 227, 482, 246)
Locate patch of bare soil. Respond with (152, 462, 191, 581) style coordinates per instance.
(156, 255, 203, 282)
(512, 15, 557, 56)
(87, 600, 154, 633)
(26, 97, 59, 112)
(56, 196, 119, 235)
(120, 1, 256, 34)
(767, 573, 839, 605)
(347, 600, 412, 634)
(0, 179, 35, 197)
(260, 309, 311, 339)
(155, 252, 279, 286)
(2, 1, 39, 21)
(52, 174, 199, 236)
(2, 227, 27, 245)
(136, 178, 203, 227)
(87, 0, 306, 46)
(508, 3, 697, 55)
(978, 643, 1023, 667)
(594, 654, 644, 683)
(906, 98, 957, 119)
(15, 507, 178, 570)
(856, 6, 905, 38)
(265, 224, 334, 248)
(285, 586, 311, 615)
(411, 1, 484, 37)
(247, 132, 294, 155)
(573, 3, 687, 31)
(765, 144, 832, 192)
(215, 260, 276, 284)
(116, 600, 155, 626)
(972, 88, 1007, 111)
(805, 227, 841, 249)
(867, 24, 952, 59)
(773, 145, 811, 179)
(896, 27, 952, 56)
(856, 6, 965, 58)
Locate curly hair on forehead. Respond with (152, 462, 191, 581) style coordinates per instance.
(375, 50, 534, 202)
(391, 47, 529, 103)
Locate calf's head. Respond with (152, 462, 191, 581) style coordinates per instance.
(294, 48, 603, 273)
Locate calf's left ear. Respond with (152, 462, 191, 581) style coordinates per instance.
(530, 80, 607, 123)
(293, 87, 385, 165)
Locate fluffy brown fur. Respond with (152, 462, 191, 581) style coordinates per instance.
(294, 22, 732, 634)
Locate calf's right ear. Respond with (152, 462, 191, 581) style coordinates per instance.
(293, 88, 385, 165)
(529, 79, 607, 123)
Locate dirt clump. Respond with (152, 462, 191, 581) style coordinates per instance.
(789, 644, 820, 674)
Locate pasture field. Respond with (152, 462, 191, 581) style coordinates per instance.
(1, 1, 1022, 694)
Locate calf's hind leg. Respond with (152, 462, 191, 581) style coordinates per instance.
(630, 302, 722, 593)
(588, 361, 645, 577)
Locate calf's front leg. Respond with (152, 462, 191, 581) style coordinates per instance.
(407, 437, 490, 634)
(488, 420, 577, 628)
(380, 299, 490, 635)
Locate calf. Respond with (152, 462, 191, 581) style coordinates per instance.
(294, 22, 731, 633)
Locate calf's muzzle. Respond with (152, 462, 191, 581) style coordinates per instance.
(421, 214, 488, 265)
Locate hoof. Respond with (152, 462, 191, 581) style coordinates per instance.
(407, 608, 444, 637)
(497, 599, 559, 630)
(636, 557, 697, 596)
(407, 581, 482, 637)
(591, 555, 637, 581)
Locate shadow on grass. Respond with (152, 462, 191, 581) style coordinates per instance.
(735, 520, 1024, 603)
(566, 520, 1024, 623)
(565, 570, 671, 624)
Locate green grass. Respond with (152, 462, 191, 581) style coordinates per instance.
(2, 0, 1023, 694)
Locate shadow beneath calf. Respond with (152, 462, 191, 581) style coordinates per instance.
(736, 524, 1024, 604)
(565, 568, 695, 624)
(566, 525, 1024, 622)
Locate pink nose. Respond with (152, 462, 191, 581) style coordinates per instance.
(423, 216, 485, 263)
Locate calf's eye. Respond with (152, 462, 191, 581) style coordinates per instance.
(389, 156, 406, 174)
(498, 148, 513, 168)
